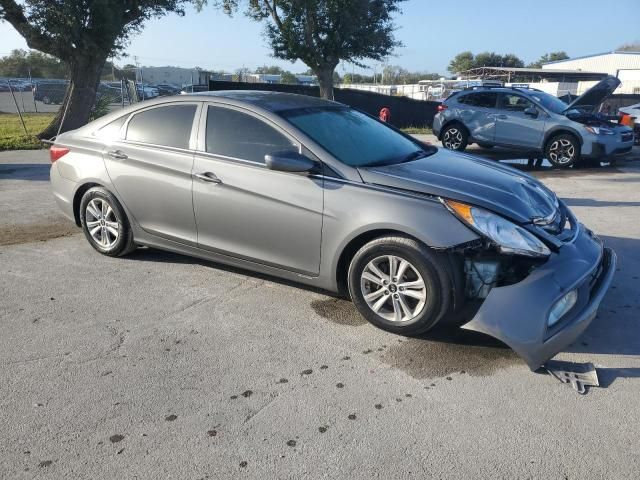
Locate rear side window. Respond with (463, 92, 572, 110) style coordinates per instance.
(205, 106, 297, 163)
(126, 104, 197, 149)
(458, 92, 498, 108)
(95, 115, 126, 141)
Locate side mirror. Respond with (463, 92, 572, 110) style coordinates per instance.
(524, 107, 538, 118)
(265, 150, 316, 173)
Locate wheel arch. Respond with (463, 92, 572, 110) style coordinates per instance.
(72, 182, 103, 226)
(335, 229, 419, 296)
(438, 119, 469, 140)
(543, 127, 583, 151)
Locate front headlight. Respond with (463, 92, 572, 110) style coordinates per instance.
(585, 126, 615, 135)
(444, 199, 551, 258)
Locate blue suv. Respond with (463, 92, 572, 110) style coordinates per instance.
(433, 76, 634, 167)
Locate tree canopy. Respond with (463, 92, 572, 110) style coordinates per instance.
(200, 0, 405, 99)
(527, 51, 569, 68)
(448, 51, 524, 74)
(0, 49, 67, 78)
(0, 0, 191, 137)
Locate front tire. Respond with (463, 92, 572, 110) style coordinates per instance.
(545, 134, 580, 168)
(79, 187, 136, 257)
(441, 124, 468, 151)
(347, 236, 452, 336)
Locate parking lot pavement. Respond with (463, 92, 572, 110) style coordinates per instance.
(1, 149, 640, 479)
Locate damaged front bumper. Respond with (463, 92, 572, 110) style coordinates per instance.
(462, 225, 616, 370)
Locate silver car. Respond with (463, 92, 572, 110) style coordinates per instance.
(50, 91, 616, 370)
(433, 76, 634, 167)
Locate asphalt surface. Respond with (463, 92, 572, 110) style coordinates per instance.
(1, 147, 640, 479)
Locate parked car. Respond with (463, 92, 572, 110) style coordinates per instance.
(136, 84, 160, 100)
(48, 91, 616, 370)
(155, 84, 181, 96)
(433, 76, 634, 167)
(33, 80, 68, 104)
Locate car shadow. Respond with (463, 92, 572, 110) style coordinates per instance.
(124, 234, 639, 386)
(563, 198, 640, 208)
(462, 145, 639, 176)
(124, 246, 334, 297)
(0, 163, 50, 181)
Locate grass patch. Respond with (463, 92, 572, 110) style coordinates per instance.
(0, 113, 55, 151)
(401, 126, 432, 135)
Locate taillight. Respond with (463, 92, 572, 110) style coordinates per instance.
(437, 104, 448, 112)
(49, 145, 70, 163)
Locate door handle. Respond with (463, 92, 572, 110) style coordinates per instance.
(497, 114, 508, 120)
(194, 172, 222, 184)
(107, 150, 128, 160)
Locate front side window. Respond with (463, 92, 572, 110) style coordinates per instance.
(501, 94, 534, 112)
(459, 92, 498, 108)
(126, 104, 197, 149)
(281, 107, 433, 168)
(205, 106, 297, 163)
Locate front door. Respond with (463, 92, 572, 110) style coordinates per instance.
(494, 93, 546, 148)
(192, 105, 323, 275)
(101, 103, 200, 243)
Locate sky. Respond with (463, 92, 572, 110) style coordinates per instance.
(1, 0, 639, 75)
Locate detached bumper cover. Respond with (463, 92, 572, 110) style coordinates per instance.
(462, 226, 616, 370)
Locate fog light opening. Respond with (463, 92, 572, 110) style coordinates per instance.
(548, 290, 578, 327)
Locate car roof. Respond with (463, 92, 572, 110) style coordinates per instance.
(185, 90, 341, 112)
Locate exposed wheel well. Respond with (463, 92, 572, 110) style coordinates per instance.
(72, 182, 101, 226)
(336, 229, 421, 297)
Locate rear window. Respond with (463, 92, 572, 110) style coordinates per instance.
(458, 92, 498, 108)
(126, 104, 197, 149)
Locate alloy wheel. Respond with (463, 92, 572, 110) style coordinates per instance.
(360, 255, 427, 323)
(548, 139, 576, 165)
(442, 128, 463, 149)
(85, 198, 120, 248)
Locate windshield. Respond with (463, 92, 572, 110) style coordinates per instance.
(528, 91, 568, 114)
(280, 107, 433, 167)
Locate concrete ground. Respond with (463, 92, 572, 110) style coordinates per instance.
(1, 147, 640, 479)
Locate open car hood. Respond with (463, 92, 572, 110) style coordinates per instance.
(563, 76, 620, 114)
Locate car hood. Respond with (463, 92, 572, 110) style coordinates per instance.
(563, 75, 620, 114)
(358, 149, 558, 224)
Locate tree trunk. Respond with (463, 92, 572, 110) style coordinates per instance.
(39, 53, 107, 139)
(316, 67, 335, 100)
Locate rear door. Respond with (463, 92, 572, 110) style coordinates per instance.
(191, 104, 323, 275)
(494, 93, 546, 148)
(101, 102, 200, 243)
(455, 91, 498, 142)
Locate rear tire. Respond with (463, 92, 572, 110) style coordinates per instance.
(347, 236, 452, 336)
(545, 134, 580, 168)
(79, 187, 136, 257)
(441, 124, 468, 151)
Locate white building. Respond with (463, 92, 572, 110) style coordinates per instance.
(542, 51, 640, 94)
(139, 67, 213, 87)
